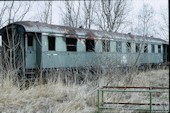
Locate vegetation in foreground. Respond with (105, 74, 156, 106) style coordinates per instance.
(0, 68, 169, 113)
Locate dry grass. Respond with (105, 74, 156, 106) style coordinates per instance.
(0, 68, 169, 113)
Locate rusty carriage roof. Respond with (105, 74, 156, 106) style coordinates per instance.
(1, 21, 168, 44)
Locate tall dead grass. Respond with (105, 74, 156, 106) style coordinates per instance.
(0, 68, 169, 113)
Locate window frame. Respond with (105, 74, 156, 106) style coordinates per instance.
(144, 43, 148, 53)
(66, 37, 77, 52)
(0, 35, 2, 46)
(116, 41, 122, 53)
(136, 43, 140, 53)
(126, 42, 131, 53)
(151, 44, 155, 53)
(48, 36, 56, 51)
(158, 45, 161, 53)
(102, 40, 110, 52)
(27, 36, 33, 47)
(86, 39, 95, 52)
(26, 33, 35, 51)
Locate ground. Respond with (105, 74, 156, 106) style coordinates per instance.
(0, 69, 169, 113)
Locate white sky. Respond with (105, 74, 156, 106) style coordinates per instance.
(0, 0, 168, 45)
(132, 0, 168, 18)
(23, 0, 168, 25)
(0, 0, 168, 26)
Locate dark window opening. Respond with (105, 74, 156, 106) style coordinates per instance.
(136, 43, 140, 53)
(28, 36, 33, 46)
(144, 44, 148, 53)
(151, 44, 155, 53)
(102, 40, 110, 52)
(66, 38, 77, 51)
(86, 39, 95, 52)
(48, 36, 55, 51)
(158, 45, 161, 53)
(0, 35, 2, 46)
(116, 41, 122, 52)
(126, 42, 131, 53)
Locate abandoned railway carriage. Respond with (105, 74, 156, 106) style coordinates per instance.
(0, 21, 169, 75)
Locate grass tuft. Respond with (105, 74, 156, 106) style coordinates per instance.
(0, 68, 169, 112)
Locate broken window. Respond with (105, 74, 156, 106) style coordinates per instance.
(116, 41, 122, 52)
(48, 36, 55, 51)
(66, 38, 77, 51)
(151, 44, 155, 53)
(86, 39, 95, 52)
(126, 42, 131, 53)
(136, 43, 140, 53)
(102, 40, 110, 52)
(158, 45, 161, 53)
(144, 44, 148, 53)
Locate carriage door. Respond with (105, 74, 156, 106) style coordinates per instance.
(26, 33, 36, 68)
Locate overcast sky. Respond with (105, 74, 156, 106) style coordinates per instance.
(132, 0, 168, 22)
(21, 0, 168, 25)
(0, 0, 168, 26)
(0, 0, 168, 43)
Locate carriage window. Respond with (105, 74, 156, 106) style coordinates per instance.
(86, 39, 95, 52)
(102, 40, 110, 52)
(66, 38, 77, 51)
(0, 35, 2, 46)
(48, 36, 55, 51)
(144, 44, 148, 53)
(151, 44, 155, 53)
(116, 41, 122, 52)
(126, 42, 131, 53)
(158, 45, 161, 53)
(136, 43, 140, 53)
(28, 36, 33, 46)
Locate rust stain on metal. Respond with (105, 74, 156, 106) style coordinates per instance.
(85, 31, 96, 39)
(65, 28, 77, 38)
(67, 35, 77, 38)
(104, 102, 167, 106)
(102, 86, 169, 89)
(4, 21, 167, 44)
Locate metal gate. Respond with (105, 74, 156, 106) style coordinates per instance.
(97, 86, 169, 113)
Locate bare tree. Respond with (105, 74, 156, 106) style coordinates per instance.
(60, 1, 82, 27)
(0, 1, 31, 27)
(82, 0, 96, 29)
(0, 1, 31, 83)
(6, 1, 31, 24)
(60, 0, 97, 29)
(158, 8, 168, 41)
(133, 4, 155, 66)
(36, 1, 53, 24)
(94, 0, 130, 32)
(0, 2, 8, 28)
(136, 4, 155, 36)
